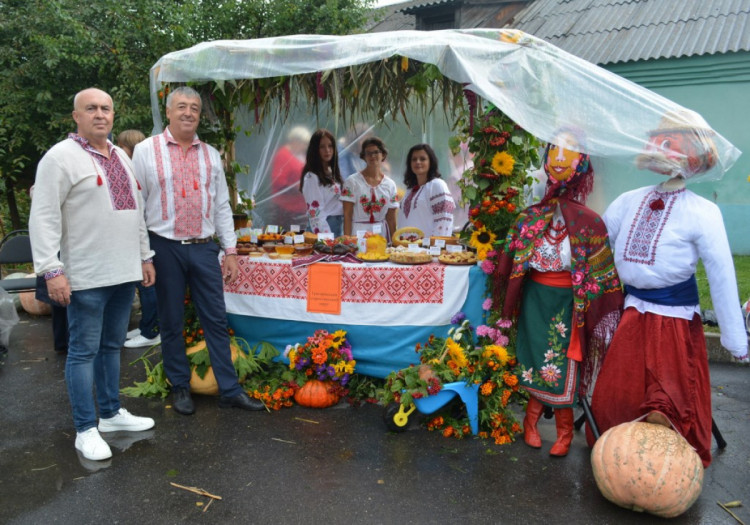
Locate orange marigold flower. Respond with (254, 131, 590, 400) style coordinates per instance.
(501, 389, 512, 407)
(480, 381, 495, 396)
(443, 427, 455, 437)
(495, 434, 512, 445)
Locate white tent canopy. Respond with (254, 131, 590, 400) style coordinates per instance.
(149, 29, 740, 182)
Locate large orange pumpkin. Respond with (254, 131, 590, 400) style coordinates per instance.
(591, 421, 704, 518)
(186, 341, 243, 396)
(294, 379, 340, 408)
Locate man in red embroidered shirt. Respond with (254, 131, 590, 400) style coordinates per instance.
(133, 86, 263, 415)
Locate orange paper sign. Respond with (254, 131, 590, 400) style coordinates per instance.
(307, 263, 342, 314)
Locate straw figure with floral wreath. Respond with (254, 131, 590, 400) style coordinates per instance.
(492, 128, 623, 456)
(286, 329, 356, 408)
(380, 312, 525, 443)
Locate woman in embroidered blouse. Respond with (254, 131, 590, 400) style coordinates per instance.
(495, 129, 622, 457)
(299, 129, 344, 236)
(397, 144, 455, 238)
(341, 137, 398, 240)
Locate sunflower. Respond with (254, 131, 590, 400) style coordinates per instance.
(469, 227, 497, 260)
(491, 151, 515, 176)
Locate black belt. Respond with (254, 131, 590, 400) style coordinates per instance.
(180, 238, 212, 245)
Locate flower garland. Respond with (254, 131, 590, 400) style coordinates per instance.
(455, 105, 542, 258)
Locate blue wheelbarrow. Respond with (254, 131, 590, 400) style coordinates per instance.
(384, 381, 480, 435)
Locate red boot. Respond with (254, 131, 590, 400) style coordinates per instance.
(523, 396, 544, 448)
(549, 408, 574, 456)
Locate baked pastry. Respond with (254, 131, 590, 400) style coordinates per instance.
(438, 251, 477, 265)
(389, 251, 432, 264)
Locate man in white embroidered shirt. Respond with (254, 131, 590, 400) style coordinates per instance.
(133, 86, 263, 415)
(29, 88, 156, 462)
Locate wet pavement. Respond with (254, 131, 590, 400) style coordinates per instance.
(1, 311, 749, 524)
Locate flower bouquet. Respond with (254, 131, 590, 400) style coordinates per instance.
(380, 313, 525, 444)
(454, 105, 541, 258)
(286, 329, 356, 408)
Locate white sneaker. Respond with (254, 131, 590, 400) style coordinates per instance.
(75, 428, 112, 461)
(126, 328, 141, 339)
(123, 334, 161, 348)
(99, 408, 155, 433)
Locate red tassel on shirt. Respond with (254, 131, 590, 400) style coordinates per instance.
(136, 180, 141, 190)
(97, 174, 103, 186)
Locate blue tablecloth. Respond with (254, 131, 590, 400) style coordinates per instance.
(225, 260, 487, 378)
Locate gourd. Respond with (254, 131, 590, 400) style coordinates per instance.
(294, 379, 340, 408)
(19, 273, 51, 316)
(591, 421, 704, 518)
(186, 341, 242, 396)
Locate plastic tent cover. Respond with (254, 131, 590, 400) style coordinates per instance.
(147, 29, 741, 227)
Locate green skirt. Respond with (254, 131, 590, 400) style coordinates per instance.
(515, 278, 578, 408)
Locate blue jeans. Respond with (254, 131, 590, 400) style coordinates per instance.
(65, 282, 136, 432)
(326, 215, 344, 237)
(136, 282, 159, 339)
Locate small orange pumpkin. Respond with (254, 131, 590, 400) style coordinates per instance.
(591, 421, 704, 518)
(186, 341, 242, 396)
(294, 379, 340, 408)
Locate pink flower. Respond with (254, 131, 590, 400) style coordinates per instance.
(480, 259, 495, 275)
(544, 349, 557, 362)
(496, 318, 512, 329)
(521, 369, 534, 383)
(555, 322, 567, 337)
(482, 298, 493, 311)
(571, 271, 584, 286)
(585, 282, 600, 294)
(494, 334, 509, 346)
(310, 200, 320, 208)
(476, 325, 492, 337)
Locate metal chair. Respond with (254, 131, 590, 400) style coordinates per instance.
(0, 230, 36, 293)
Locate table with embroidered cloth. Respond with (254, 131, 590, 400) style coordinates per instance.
(223, 257, 487, 378)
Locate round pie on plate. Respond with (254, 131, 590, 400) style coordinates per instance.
(389, 251, 432, 264)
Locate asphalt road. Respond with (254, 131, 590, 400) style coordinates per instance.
(1, 312, 748, 524)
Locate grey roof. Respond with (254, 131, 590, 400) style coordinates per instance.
(509, 0, 750, 65)
(367, 1, 417, 32)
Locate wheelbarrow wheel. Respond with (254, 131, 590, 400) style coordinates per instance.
(384, 402, 413, 432)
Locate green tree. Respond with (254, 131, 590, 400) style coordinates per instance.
(0, 0, 373, 232)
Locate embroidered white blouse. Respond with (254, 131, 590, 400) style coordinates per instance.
(340, 172, 399, 233)
(603, 183, 747, 357)
(529, 205, 571, 272)
(301, 171, 342, 234)
(397, 178, 456, 238)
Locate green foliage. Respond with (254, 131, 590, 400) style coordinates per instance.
(0, 0, 373, 229)
(120, 348, 170, 399)
(697, 255, 750, 333)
